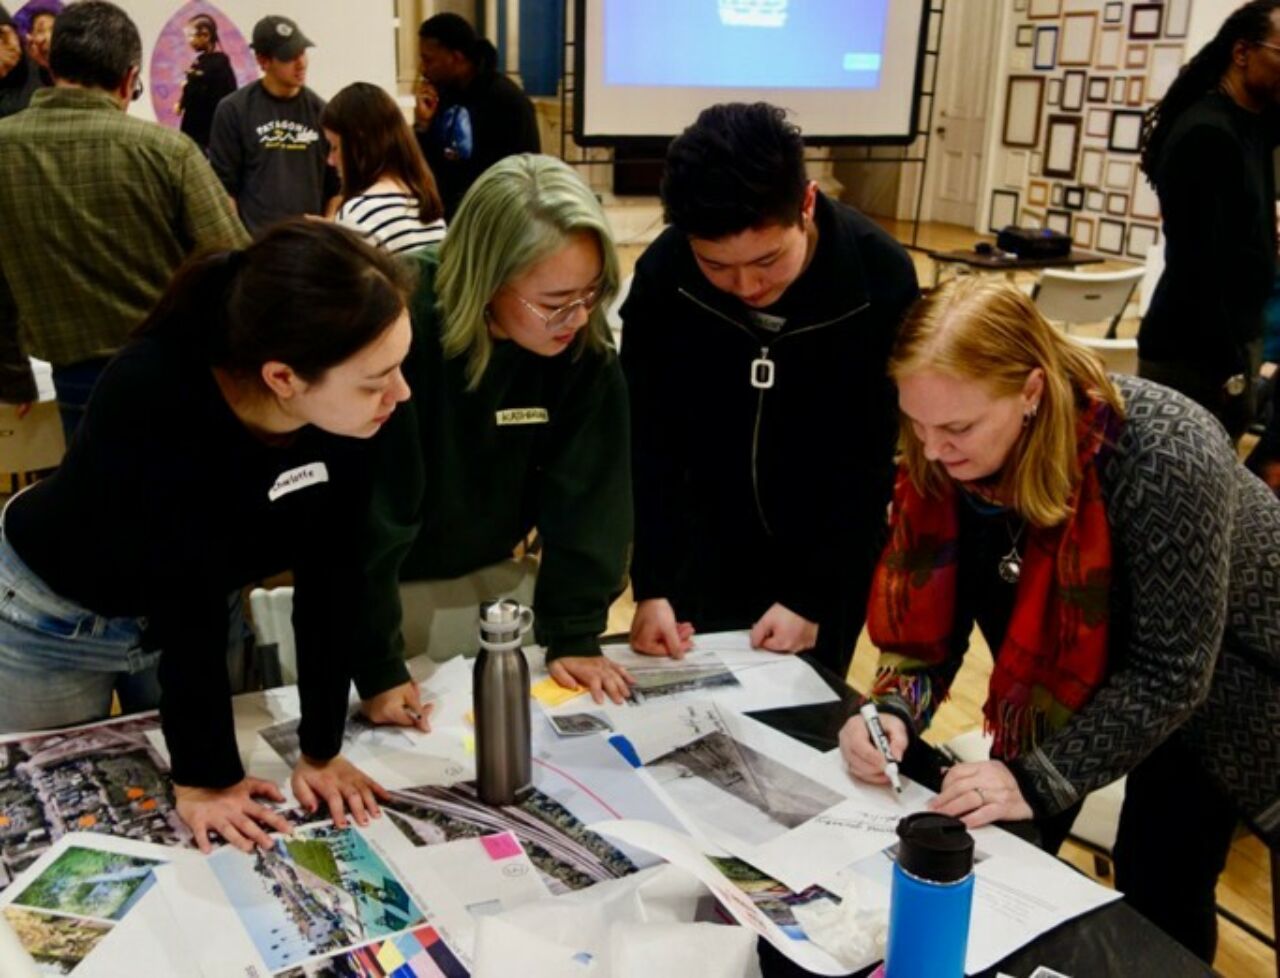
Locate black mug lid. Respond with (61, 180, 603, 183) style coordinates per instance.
(896, 812, 974, 883)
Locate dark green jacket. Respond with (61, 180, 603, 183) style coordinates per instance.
(354, 248, 632, 697)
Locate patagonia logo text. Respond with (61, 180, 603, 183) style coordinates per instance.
(268, 462, 329, 501)
(496, 408, 549, 426)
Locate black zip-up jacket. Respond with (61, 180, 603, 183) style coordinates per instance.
(620, 193, 919, 655)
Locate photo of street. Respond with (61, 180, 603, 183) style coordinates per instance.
(626, 656, 741, 705)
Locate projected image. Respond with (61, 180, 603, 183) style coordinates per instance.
(604, 0, 889, 89)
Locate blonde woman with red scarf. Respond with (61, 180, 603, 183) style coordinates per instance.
(839, 276, 1280, 964)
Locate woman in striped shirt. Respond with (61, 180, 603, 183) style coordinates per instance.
(323, 82, 447, 255)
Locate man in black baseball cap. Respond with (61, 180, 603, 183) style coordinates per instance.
(208, 14, 337, 235)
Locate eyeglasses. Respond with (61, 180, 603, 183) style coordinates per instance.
(1255, 40, 1280, 54)
(509, 285, 600, 331)
(131, 71, 144, 103)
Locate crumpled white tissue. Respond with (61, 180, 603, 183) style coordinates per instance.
(790, 878, 888, 971)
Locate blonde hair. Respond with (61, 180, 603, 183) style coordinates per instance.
(891, 277, 1124, 527)
(436, 154, 619, 389)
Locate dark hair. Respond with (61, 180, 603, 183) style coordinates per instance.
(321, 83, 444, 224)
(136, 220, 415, 385)
(0, 5, 13, 30)
(418, 13, 497, 72)
(1140, 0, 1280, 177)
(187, 13, 220, 51)
(48, 0, 140, 90)
(661, 102, 808, 240)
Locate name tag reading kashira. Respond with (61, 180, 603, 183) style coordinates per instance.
(268, 462, 330, 501)
(496, 407, 549, 426)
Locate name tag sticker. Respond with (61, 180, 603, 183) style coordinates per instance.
(496, 407, 549, 426)
(268, 462, 330, 501)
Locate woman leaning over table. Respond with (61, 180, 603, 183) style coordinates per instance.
(0, 220, 414, 852)
(353, 153, 635, 728)
(839, 276, 1280, 963)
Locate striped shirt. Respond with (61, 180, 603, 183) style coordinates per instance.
(336, 193, 447, 255)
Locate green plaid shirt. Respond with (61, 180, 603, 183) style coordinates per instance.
(0, 87, 248, 365)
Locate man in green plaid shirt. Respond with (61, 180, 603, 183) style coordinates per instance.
(0, 1, 247, 440)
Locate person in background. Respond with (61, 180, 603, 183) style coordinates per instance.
(413, 12, 540, 219)
(621, 102, 919, 680)
(0, 0, 247, 440)
(0, 2, 42, 117)
(840, 277, 1280, 963)
(1138, 0, 1280, 440)
(355, 154, 634, 726)
(323, 82, 446, 256)
(177, 12, 236, 154)
(0, 220, 414, 851)
(209, 14, 340, 236)
(23, 5, 54, 85)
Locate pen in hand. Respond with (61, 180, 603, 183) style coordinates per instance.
(859, 702, 904, 795)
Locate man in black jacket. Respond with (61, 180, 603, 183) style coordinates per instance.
(621, 102, 919, 679)
(413, 13, 540, 219)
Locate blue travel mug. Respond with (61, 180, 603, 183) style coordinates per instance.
(884, 812, 976, 978)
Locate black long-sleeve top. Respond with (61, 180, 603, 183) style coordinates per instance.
(1139, 91, 1279, 379)
(5, 331, 369, 788)
(179, 50, 237, 152)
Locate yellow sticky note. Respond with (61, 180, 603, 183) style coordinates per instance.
(530, 677, 585, 707)
(463, 733, 475, 755)
(376, 943, 406, 971)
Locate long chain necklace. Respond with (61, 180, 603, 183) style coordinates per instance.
(998, 519, 1027, 584)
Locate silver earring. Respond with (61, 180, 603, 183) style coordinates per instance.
(1022, 402, 1039, 426)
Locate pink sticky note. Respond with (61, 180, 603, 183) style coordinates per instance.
(480, 832, 523, 861)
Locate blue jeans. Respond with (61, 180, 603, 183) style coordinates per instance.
(50, 356, 111, 446)
(0, 515, 160, 733)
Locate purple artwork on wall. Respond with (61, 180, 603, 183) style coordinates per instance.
(149, 1, 257, 130)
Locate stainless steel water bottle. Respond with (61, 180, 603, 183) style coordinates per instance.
(474, 598, 534, 805)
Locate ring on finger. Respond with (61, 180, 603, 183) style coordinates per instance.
(974, 786, 986, 805)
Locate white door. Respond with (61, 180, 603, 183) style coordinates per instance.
(922, 0, 999, 227)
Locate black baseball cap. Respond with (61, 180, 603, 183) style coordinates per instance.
(251, 15, 312, 60)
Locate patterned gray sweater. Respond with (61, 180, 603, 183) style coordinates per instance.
(890, 377, 1280, 841)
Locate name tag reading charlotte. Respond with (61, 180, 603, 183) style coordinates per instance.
(268, 462, 330, 501)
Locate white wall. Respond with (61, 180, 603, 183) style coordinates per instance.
(126, 0, 396, 122)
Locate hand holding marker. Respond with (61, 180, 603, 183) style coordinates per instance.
(859, 701, 904, 795)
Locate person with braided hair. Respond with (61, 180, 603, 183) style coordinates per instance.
(1138, 0, 1280, 442)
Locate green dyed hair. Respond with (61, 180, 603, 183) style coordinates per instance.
(437, 154, 620, 388)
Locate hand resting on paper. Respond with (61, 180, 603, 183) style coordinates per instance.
(549, 655, 635, 705)
(361, 679, 434, 732)
(839, 711, 909, 787)
(174, 777, 294, 854)
(749, 602, 818, 653)
(928, 759, 1033, 829)
(292, 754, 391, 830)
(629, 598, 695, 658)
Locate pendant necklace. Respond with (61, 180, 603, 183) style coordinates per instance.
(998, 519, 1026, 584)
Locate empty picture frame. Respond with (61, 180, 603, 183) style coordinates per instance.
(1097, 218, 1125, 254)
(1087, 189, 1106, 211)
(1028, 179, 1050, 207)
(1103, 1, 1123, 23)
(1109, 110, 1144, 152)
(1034, 26, 1060, 69)
(1080, 147, 1104, 186)
(1029, 0, 1062, 17)
(1062, 70, 1086, 111)
(1086, 107, 1111, 138)
(1044, 114, 1082, 179)
(1030, 151, 1044, 176)
(1111, 77, 1126, 104)
(1003, 76, 1046, 147)
(1125, 44, 1149, 69)
(1129, 4, 1162, 39)
(1150, 45, 1184, 102)
(1126, 76, 1146, 105)
(1017, 24, 1035, 47)
(1048, 78, 1063, 105)
(1051, 184, 1065, 206)
(1131, 176, 1160, 220)
(1087, 76, 1111, 103)
(1104, 158, 1135, 191)
(1096, 27, 1123, 68)
(1127, 223, 1160, 259)
(1060, 12, 1097, 65)
(990, 189, 1019, 232)
(1064, 185, 1085, 210)
(1106, 192, 1129, 215)
(1074, 215, 1096, 248)
(1003, 149, 1030, 186)
(1046, 209, 1072, 235)
(1165, 0, 1191, 37)
(1021, 208, 1045, 229)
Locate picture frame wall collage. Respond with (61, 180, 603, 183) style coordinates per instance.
(995, 0, 1188, 258)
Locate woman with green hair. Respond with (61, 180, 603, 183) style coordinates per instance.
(354, 153, 635, 721)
